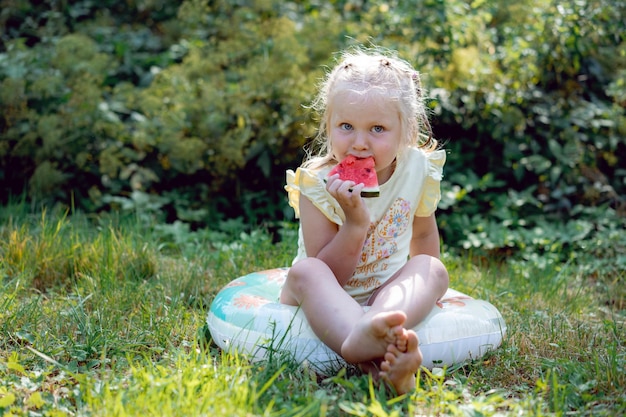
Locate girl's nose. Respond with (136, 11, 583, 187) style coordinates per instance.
(352, 132, 368, 150)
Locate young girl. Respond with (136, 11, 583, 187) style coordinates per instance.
(282, 48, 449, 394)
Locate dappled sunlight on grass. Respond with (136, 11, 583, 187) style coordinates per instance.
(0, 209, 624, 416)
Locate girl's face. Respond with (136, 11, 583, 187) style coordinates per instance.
(328, 90, 403, 185)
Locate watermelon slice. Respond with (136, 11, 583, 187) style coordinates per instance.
(327, 155, 380, 198)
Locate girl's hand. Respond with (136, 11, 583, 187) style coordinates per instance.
(325, 174, 370, 227)
(297, 175, 370, 285)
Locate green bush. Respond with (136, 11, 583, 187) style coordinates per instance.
(0, 0, 624, 267)
(102, 2, 322, 224)
(425, 0, 626, 260)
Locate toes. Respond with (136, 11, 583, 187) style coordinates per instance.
(395, 330, 409, 351)
(372, 312, 406, 342)
(392, 325, 405, 339)
(386, 342, 401, 356)
(384, 351, 396, 365)
(385, 311, 406, 328)
(406, 330, 419, 352)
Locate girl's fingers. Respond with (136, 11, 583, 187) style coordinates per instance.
(334, 181, 362, 200)
(350, 183, 365, 196)
(326, 174, 366, 197)
(348, 183, 365, 197)
(338, 180, 357, 195)
(326, 175, 351, 195)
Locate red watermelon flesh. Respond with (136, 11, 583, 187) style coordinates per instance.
(327, 155, 380, 198)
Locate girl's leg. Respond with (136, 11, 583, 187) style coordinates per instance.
(280, 257, 407, 360)
(367, 254, 449, 327)
(342, 254, 448, 357)
(351, 254, 449, 394)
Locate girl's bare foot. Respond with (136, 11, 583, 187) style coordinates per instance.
(379, 330, 422, 395)
(341, 311, 408, 363)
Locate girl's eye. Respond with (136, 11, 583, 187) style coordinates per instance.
(372, 125, 384, 133)
(340, 123, 353, 131)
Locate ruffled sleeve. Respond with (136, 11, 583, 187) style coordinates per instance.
(285, 167, 345, 225)
(415, 149, 446, 217)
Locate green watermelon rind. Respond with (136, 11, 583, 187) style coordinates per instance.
(360, 189, 380, 198)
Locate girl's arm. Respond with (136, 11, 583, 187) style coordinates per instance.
(410, 214, 442, 258)
(299, 187, 369, 287)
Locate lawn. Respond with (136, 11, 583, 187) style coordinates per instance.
(0, 206, 624, 416)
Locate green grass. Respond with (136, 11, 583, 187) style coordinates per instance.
(0, 206, 624, 416)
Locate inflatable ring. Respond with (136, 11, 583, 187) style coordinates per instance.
(207, 268, 506, 374)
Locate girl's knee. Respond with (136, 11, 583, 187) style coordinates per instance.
(288, 257, 327, 280)
(432, 257, 450, 290)
(282, 257, 327, 302)
(411, 254, 449, 290)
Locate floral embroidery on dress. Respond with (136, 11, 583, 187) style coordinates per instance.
(361, 198, 411, 266)
(350, 198, 411, 292)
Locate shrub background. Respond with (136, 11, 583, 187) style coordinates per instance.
(1, 0, 624, 266)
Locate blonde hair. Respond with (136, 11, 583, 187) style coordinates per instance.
(303, 47, 437, 169)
